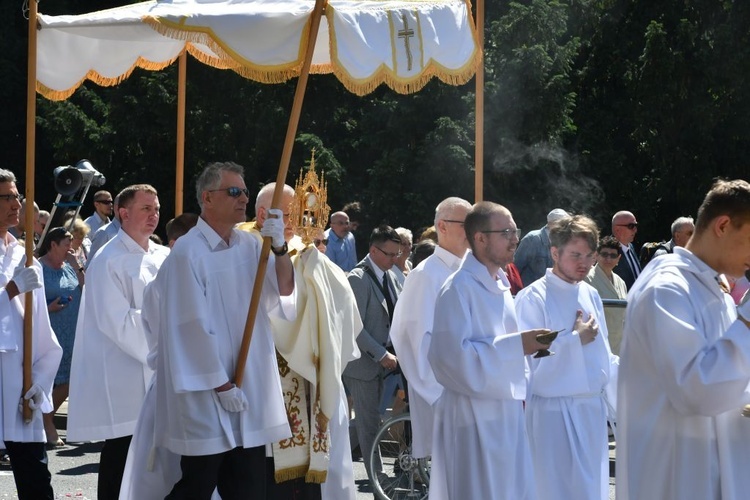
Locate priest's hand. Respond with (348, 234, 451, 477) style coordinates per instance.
(261, 209, 287, 249)
(217, 384, 249, 412)
(573, 310, 598, 345)
(521, 329, 555, 355)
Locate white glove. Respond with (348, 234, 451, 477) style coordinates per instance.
(261, 208, 286, 248)
(18, 383, 45, 414)
(217, 385, 249, 413)
(11, 265, 42, 294)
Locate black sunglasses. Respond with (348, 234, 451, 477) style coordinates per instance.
(208, 187, 250, 198)
(617, 223, 638, 230)
(314, 238, 329, 246)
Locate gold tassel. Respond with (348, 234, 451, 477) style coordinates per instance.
(275, 465, 309, 483)
(305, 469, 329, 484)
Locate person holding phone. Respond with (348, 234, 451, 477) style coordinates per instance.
(38, 226, 84, 447)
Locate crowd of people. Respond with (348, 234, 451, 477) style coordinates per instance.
(1, 164, 750, 500)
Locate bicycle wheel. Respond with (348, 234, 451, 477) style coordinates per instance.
(368, 412, 429, 500)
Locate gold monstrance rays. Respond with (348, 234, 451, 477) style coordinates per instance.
(291, 150, 331, 245)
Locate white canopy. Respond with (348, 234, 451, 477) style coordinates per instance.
(37, 0, 480, 100)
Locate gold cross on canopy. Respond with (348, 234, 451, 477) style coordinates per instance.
(398, 13, 415, 71)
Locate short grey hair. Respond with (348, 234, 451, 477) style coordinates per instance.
(0, 169, 17, 184)
(195, 162, 245, 209)
(434, 197, 472, 226)
(671, 216, 694, 236)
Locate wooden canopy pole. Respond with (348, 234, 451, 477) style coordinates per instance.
(474, 0, 484, 203)
(233, 0, 327, 386)
(175, 51, 187, 216)
(22, 0, 39, 423)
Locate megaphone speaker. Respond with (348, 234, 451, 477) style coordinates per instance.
(53, 166, 83, 195)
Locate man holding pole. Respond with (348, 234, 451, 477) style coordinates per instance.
(154, 162, 295, 498)
(0, 168, 62, 499)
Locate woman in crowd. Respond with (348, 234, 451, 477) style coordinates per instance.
(585, 235, 627, 354)
(38, 227, 85, 446)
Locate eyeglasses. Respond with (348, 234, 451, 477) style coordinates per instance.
(374, 245, 402, 259)
(208, 187, 250, 198)
(314, 238, 328, 246)
(598, 251, 620, 259)
(95, 199, 113, 205)
(481, 228, 522, 240)
(0, 193, 24, 203)
(617, 223, 638, 230)
(442, 219, 465, 226)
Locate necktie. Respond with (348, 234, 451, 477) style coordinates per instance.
(626, 247, 641, 278)
(382, 273, 395, 320)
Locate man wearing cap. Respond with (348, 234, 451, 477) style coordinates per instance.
(513, 208, 570, 287)
(84, 190, 113, 234)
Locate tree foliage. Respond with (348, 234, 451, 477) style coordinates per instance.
(4, 0, 749, 244)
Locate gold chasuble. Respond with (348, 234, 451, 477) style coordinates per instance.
(237, 222, 362, 483)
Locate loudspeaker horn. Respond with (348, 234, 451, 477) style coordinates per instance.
(53, 166, 83, 195)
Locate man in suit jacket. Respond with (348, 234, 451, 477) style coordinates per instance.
(344, 225, 403, 480)
(612, 210, 641, 289)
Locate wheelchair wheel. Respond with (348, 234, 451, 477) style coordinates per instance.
(368, 412, 430, 500)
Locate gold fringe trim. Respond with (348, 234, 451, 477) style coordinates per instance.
(144, 16, 303, 84)
(275, 464, 309, 483)
(305, 469, 328, 484)
(37, 55, 179, 101)
(325, 5, 480, 96)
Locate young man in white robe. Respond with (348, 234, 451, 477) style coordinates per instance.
(515, 214, 619, 500)
(67, 184, 169, 500)
(0, 169, 62, 499)
(153, 162, 295, 499)
(389, 197, 470, 466)
(427, 201, 551, 500)
(618, 179, 750, 500)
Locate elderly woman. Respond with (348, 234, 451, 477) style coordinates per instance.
(392, 227, 413, 286)
(38, 227, 85, 446)
(66, 217, 91, 268)
(585, 235, 627, 354)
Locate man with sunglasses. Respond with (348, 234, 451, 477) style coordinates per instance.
(611, 210, 641, 289)
(0, 169, 62, 499)
(428, 201, 551, 499)
(153, 163, 295, 499)
(344, 225, 402, 481)
(84, 190, 113, 234)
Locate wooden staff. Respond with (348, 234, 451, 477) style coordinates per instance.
(22, 0, 39, 424)
(234, 0, 327, 387)
(175, 51, 187, 216)
(474, 0, 485, 203)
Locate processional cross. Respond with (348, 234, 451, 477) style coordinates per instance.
(397, 13, 415, 71)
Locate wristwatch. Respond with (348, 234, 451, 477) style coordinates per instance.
(271, 242, 288, 256)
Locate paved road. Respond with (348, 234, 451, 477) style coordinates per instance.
(0, 406, 616, 499)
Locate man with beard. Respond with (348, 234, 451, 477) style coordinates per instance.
(428, 201, 550, 499)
